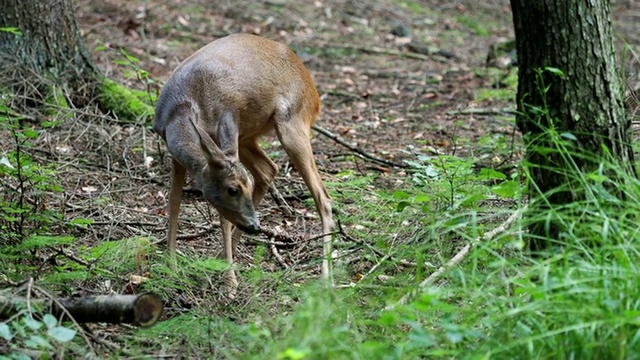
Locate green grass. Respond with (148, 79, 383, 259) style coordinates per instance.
(456, 15, 490, 36)
(476, 88, 515, 102)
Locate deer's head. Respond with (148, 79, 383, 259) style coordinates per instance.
(191, 115, 260, 234)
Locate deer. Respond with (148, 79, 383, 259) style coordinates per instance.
(153, 33, 335, 296)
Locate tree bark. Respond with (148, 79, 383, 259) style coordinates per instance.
(0, 0, 99, 103)
(510, 1, 633, 250)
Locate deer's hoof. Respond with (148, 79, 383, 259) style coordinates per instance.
(222, 271, 239, 299)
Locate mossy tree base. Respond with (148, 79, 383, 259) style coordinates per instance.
(99, 78, 156, 122)
(1, 0, 156, 123)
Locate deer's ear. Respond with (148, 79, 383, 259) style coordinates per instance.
(190, 118, 226, 169)
(217, 112, 239, 159)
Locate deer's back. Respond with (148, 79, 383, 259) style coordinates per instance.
(154, 34, 320, 141)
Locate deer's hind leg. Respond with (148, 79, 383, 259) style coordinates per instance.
(274, 118, 335, 283)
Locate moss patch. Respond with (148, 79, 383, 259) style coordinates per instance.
(99, 78, 155, 122)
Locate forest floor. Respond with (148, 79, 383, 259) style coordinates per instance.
(4, 0, 640, 357)
(68, 0, 640, 278)
(71, 0, 518, 274)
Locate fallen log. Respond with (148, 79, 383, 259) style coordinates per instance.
(0, 293, 163, 328)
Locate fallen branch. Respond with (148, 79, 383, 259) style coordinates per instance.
(321, 45, 431, 61)
(312, 124, 409, 169)
(0, 293, 164, 327)
(385, 208, 523, 310)
(270, 244, 289, 269)
(446, 107, 517, 116)
(269, 183, 294, 216)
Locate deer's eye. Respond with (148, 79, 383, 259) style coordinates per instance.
(227, 186, 239, 196)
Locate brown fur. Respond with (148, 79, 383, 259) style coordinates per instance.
(154, 33, 335, 295)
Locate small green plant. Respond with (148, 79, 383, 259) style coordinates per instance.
(0, 114, 63, 246)
(112, 48, 157, 98)
(0, 313, 77, 358)
(0, 27, 22, 35)
(399, 151, 519, 212)
(0, 110, 93, 284)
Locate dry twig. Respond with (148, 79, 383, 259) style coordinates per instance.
(446, 107, 517, 116)
(321, 45, 431, 61)
(270, 244, 289, 269)
(312, 125, 410, 169)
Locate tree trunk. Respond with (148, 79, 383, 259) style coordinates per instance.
(510, 1, 633, 250)
(0, 0, 98, 103)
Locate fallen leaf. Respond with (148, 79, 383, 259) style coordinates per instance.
(129, 274, 150, 285)
(433, 139, 450, 148)
(177, 15, 189, 27)
(144, 156, 154, 168)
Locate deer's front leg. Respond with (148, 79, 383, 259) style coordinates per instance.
(220, 215, 238, 299)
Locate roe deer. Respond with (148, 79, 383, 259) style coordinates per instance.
(153, 33, 335, 295)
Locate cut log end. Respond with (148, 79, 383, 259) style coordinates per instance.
(133, 293, 164, 327)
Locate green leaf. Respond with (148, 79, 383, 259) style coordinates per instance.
(23, 317, 42, 331)
(544, 67, 565, 78)
(25, 335, 52, 349)
(413, 193, 430, 203)
(23, 128, 38, 139)
(0, 27, 22, 35)
(460, 192, 487, 206)
(125, 54, 140, 63)
(41, 120, 58, 128)
(120, 49, 140, 63)
(560, 132, 577, 141)
(377, 311, 399, 326)
(0, 323, 13, 341)
(423, 165, 439, 178)
(587, 172, 607, 183)
(393, 190, 410, 199)
(68, 218, 94, 228)
(277, 347, 308, 360)
(19, 235, 74, 251)
(396, 201, 411, 212)
(137, 69, 149, 78)
(47, 326, 76, 343)
(42, 314, 57, 330)
(478, 168, 506, 180)
(94, 45, 106, 51)
(491, 180, 520, 199)
(12, 320, 26, 338)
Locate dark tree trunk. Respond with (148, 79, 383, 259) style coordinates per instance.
(0, 0, 98, 103)
(510, 1, 633, 250)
